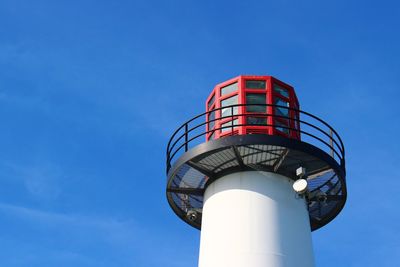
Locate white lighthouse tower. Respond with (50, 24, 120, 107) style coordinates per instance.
(166, 75, 347, 267)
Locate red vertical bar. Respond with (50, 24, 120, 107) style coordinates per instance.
(215, 85, 221, 139)
(267, 77, 274, 135)
(289, 88, 295, 139)
(205, 92, 209, 141)
(239, 76, 245, 135)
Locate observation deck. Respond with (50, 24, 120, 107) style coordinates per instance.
(166, 77, 347, 231)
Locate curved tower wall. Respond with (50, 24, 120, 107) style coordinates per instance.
(198, 171, 315, 267)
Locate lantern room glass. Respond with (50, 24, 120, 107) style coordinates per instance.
(221, 82, 238, 96)
(245, 80, 266, 89)
(274, 98, 289, 117)
(246, 93, 267, 113)
(221, 95, 238, 118)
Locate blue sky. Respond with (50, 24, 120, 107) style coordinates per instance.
(0, 0, 399, 266)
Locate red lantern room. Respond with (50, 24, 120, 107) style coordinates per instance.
(206, 75, 300, 141)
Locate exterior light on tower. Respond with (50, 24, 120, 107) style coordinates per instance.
(165, 75, 347, 267)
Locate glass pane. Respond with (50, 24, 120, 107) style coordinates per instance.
(221, 82, 238, 96)
(246, 93, 266, 112)
(209, 131, 215, 140)
(274, 84, 289, 98)
(221, 119, 238, 133)
(247, 116, 267, 125)
(208, 110, 215, 130)
(293, 113, 299, 129)
(208, 94, 215, 109)
(246, 80, 266, 89)
(274, 98, 289, 117)
(295, 112, 300, 131)
(221, 95, 238, 118)
(275, 119, 289, 134)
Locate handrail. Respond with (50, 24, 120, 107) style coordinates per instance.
(166, 104, 345, 173)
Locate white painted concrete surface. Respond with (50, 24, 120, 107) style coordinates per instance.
(198, 171, 315, 267)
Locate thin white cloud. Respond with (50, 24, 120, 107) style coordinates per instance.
(0, 160, 63, 200)
(0, 202, 196, 266)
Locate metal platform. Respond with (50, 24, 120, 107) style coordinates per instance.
(166, 104, 346, 231)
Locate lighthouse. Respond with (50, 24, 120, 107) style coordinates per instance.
(166, 75, 347, 267)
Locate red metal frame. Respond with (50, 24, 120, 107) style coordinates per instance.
(206, 75, 300, 141)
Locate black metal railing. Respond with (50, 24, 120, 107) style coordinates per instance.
(166, 104, 345, 173)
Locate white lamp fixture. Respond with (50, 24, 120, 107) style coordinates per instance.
(293, 178, 308, 194)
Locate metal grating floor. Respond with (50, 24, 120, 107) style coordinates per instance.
(166, 136, 346, 231)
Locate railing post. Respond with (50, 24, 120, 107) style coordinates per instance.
(231, 106, 234, 133)
(166, 150, 171, 174)
(329, 129, 334, 159)
(185, 123, 189, 152)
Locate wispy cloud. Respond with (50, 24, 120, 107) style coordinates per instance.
(0, 202, 197, 267)
(0, 160, 63, 200)
(0, 202, 135, 265)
